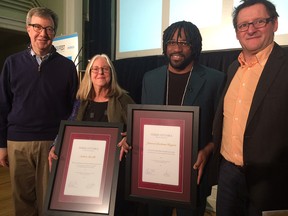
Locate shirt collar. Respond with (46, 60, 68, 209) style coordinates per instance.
(29, 45, 56, 64)
(238, 42, 274, 68)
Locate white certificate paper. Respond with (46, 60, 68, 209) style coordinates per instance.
(142, 124, 180, 186)
(64, 139, 106, 197)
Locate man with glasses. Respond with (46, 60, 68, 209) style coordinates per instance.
(142, 20, 225, 216)
(210, 0, 288, 215)
(0, 7, 78, 215)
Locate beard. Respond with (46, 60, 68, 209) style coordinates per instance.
(167, 53, 194, 70)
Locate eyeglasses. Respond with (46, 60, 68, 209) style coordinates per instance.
(166, 40, 191, 48)
(237, 17, 274, 32)
(28, 24, 55, 35)
(91, 67, 110, 74)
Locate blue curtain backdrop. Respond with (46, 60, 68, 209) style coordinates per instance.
(84, 0, 114, 63)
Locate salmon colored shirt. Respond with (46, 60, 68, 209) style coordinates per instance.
(220, 42, 274, 166)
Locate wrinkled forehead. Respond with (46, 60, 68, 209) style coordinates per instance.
(92, 57, 109, 67)
(30, 15, 54, 27)
(237, 4, 269, 23)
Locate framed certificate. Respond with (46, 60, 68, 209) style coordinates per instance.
(44, 120, 123, 216)
(125, 104, 199, 208)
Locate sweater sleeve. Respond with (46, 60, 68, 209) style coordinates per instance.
(0, 58, 13, 147)
(67, 100, 81, 121)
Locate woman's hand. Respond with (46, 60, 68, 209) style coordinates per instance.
(117, 132, 132, 161)
(48, 146, 58, 172)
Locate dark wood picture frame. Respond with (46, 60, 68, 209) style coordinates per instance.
(125, 104, 199, 209)
(44, 120, 123, 216)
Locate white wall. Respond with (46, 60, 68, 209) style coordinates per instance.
(41, 0, 83, 47)
(0, 0, 83, 46)
(116, 0, 288, 59)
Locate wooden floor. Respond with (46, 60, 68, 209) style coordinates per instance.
(0, 166, 14, 216)
(0, 166, 215, 216)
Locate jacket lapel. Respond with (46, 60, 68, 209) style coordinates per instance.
(246, 44, 284, 127)
(182, 65, 206, 105)
(158, 68, 168, 104)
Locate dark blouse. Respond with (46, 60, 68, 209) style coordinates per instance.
(82, 101, 108, 122)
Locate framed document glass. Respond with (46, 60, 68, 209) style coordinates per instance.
(44, 120, 123, 216)
(125, 104, 199, 208)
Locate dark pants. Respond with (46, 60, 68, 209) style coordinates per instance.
(147, 201, 206, 216)
(216, 158, 262, 216)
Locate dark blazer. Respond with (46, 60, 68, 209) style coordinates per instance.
(211, 43, 288, 210)
(142, 63, 226, 200)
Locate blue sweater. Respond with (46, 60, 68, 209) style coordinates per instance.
(0, 48, 78, 147)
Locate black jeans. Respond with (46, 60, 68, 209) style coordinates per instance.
(216, 158, 262, 216)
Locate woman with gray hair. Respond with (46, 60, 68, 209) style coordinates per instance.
(48, 53, 137, 216)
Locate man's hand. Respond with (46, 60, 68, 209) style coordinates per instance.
(193, 142, 214, 184)
(0, 148, 9, 167)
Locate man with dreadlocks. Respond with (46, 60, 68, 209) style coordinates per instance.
(141, 21, 225, 216)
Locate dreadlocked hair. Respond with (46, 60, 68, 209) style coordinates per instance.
(163, 20, 202, 63)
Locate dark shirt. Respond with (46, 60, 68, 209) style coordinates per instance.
(83, 101, 108, 122)
(167, 71, 190, 105)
